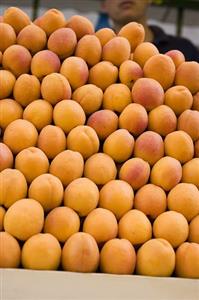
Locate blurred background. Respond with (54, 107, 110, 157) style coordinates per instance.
(0, 0, 199, 47)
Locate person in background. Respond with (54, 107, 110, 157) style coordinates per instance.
(96, 0, 199, 62)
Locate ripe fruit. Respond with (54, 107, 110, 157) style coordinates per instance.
(83, 208, 118, 244)
(175, 242, 199, 278)
(22, 233, 61, 270)
(136, 238, 175, 277)
(118, 209, 152, 246)
(153, 211, 189, 248)
(0, 70, 16, 99)
(167, 183, 199, 221)
(0, 142, 13, 171)
(3, 119, 38, 154)
(0, 232, 21, 268)
(0, 98, 23, 129)
(134, 184, 167, 219)
(84, 153, 117, 185)
(49, 150, 84, 187)
(15, 147, 49, 183)
(0, 168, 27, 208)
(4, 198, 44, 241)
(99, 180, 134, 220)
(119, 158, 150, 190)
(62, 232, 99, 272)
(100, 239, 136, 274)
(64, 177, 99, 217)
(44, 207, 80, 242)
(29, 173, 64, 212)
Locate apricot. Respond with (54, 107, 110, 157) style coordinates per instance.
(37, 8, 65, 36)
(72, 84, 103, 115)
(89, 61, 118, 91)
(22, 233, 61, 270)
(165, 49, 185, 68)
(150, 156, 182, 191)
(100, 238, 136, 275)
(15, 147, 49, 183)
(103, 129, 134, 163)
(118, 22, 145, 52)
(17, 24, 47, 54)
(103, 83, 132, 113)
(0, 51, 2, 64)
(134, 131, 164, 166)
(193, 92, 199, 111)
(4, 198, 44, 241)
(83, 208, 118, 244)
(28, 173, 63, 212)
(13, 74, 41, 107)
(177, 109, 199, 141)
(99, 180, 134, 220)
(44, 207, 80, 242)
(41, 73, 71, 105)
(37, 125, 66, 159)
(64, 177, 99, 217)
(119, 60, 143, 89)
(188, 215, 199, 243)
(133, 42, 159, 68)
(60, 56, 89, 90)
(153, 211, 189, 248)
(132, 78, 164, 111)
(47, 28, 77, 59)
(0, 231, 21, 268)
(119, 158, 150, 190)
(23, 99, 53, 131)
(175, 242, 199, 278)
(49, 150, 84, 187)
(66, 15, 94, 40)
(31, 50, 61, 79)
(119, 209, 152, 245)
(0, 23, 16, 52)
(75, 34, 102, 66)
(0, 206, 6, 231)
(148, 105, 177, 136)
(3, 119, 38, 154)
(2, 45, 32, 77)
(95, 28, 116, 47)
(3, 6, 31, 34)
(167, 183, 199, 221)
(195, 139, 199, 157)
(0, 70, 16, 99)
(119, 103, 148, 136)
(53, 100, 86, 134)
(144, 54, 176, 90)
(0, 168, 27, 208)
(182, 158, 199, 188)
(175, 61, 199, 94)
(136, 238, 175, 276)
(84, 153, 117, 185)
(0, 98, 23, 129)
(164, 130, 194, 163)
(134, 184, 167, 219)
(102, 36, 131, 66)
(87, 109, 118, 140)
(164, 85, 193, 116)
(62, 232, 99, 272)
(66, 125, 99, 159)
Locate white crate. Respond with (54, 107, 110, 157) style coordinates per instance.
(1, 269, 199, 300)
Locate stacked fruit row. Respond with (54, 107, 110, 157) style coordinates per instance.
(0, 7, 199, 278)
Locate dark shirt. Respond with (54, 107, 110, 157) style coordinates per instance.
(150, 25, 199, 62)
(95, 13, 199, 62)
